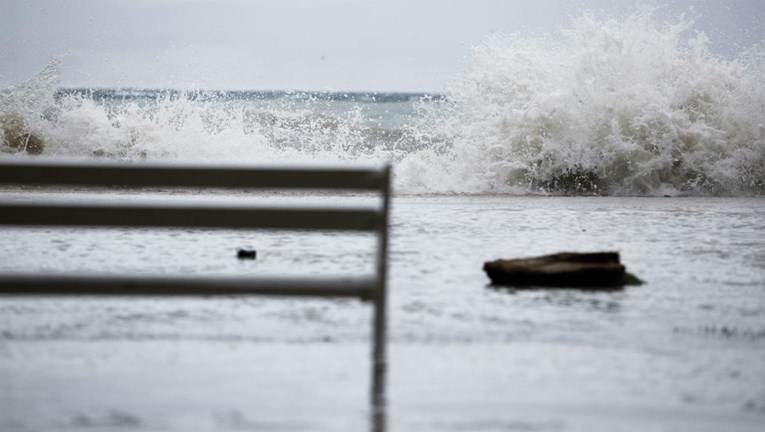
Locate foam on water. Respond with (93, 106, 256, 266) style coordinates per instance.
(1, 4, 764, 196)
(1, 72, 392, 164)
(402, 4, 765, 195)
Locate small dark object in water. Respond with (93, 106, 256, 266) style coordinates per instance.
(236, 248, 257, 259)
(483, 252, 643, 288)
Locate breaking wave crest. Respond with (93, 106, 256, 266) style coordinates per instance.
(0, 65, 396, 164)
(402, 4, 765, 195)
(2, 4, 764, 196)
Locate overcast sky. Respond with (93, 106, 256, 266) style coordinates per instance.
(1, 0, 763, 92)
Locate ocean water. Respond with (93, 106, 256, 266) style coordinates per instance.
(2, 6, 764, 196)
(0, 195, 763, 431)
(1, 5, 764, 432)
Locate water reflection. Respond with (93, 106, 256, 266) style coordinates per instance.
(371, 400, 386, 432)
(488, 285, 626, 314)
(371, 358, 387, 432)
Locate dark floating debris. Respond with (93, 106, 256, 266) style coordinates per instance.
(483, 252, 643, 289)
(236, 247, 257, 260)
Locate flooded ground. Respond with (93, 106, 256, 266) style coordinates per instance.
(1, 195, 764, 431)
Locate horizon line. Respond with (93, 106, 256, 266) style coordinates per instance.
(58, 86, 445, 96)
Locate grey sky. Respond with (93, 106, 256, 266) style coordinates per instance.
(1, 0, 763, 91)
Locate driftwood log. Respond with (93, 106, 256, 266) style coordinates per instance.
(484, 252, 642, 288)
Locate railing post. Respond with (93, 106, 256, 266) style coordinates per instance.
(371, 165, 390, 425)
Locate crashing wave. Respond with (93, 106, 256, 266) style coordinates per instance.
(402, 4, 765, 195)
(1, 4, 764, 196)
(0, 58, 61, 154)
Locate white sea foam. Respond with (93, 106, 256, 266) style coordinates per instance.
(1, 4, 763, 195)
(1, 76, 390, 164)
(403, 4, 765, 195)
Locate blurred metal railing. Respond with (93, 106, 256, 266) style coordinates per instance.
(0, 159, 390, 414)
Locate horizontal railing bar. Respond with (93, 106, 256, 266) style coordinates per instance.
(0, 202, 381, 231)
(0, 274, 377, 300)
(0, 160, 385, 190)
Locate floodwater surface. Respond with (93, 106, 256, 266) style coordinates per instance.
(1, 195, 763, 431)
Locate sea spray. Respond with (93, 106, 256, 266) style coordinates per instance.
(4, 84, 394, 163)
(0, 58, 61, 154)
(1, 62, 400, 163)
(1, 5, 763, 196)
(404, 4, 765, 195)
